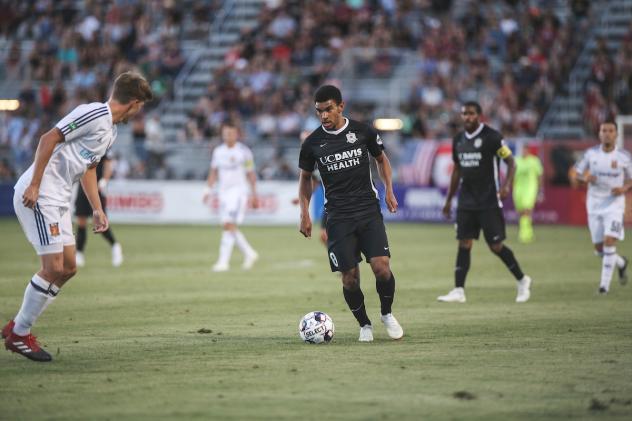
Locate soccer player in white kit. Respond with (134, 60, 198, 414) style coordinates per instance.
(2, 72, 153, 361)
(571, 121, 631, 294)
(203, 121, 259, 272)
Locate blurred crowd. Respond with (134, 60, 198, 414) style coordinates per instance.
(584, 22, 632, 135)
(0, 0, 627, 183)
(0, 0, 194, 179)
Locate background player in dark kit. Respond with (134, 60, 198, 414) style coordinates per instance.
(439, 101, 532, 303)
(298, 85, 403, 342)
(74, 153, 123, 267)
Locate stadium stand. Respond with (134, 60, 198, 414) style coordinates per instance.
(0, 0, 630, 181)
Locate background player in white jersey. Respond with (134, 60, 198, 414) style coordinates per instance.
(570, 120, 631, 294)
(3, 72, 153, 362)
(203, 120, 259, 272)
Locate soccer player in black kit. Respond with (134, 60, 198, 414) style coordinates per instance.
(439, 102, 532, 303)
(298, 85, 403, 342)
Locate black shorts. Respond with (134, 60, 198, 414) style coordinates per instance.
(456, 207, 505, 244)
(74, 187, 107, 217)
(326, 211, 390, 272)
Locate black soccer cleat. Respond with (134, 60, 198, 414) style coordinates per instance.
(618, 257, 628, 286)
(598, 287, 608, 295)
(5, 332, 53, 362)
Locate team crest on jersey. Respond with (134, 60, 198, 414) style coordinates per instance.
(346, 132, 358, 144)
(474, 138, 482, 148)
(612, 160, 618, 169)
(49, 223, 60, 237)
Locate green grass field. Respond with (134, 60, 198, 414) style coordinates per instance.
(0, 219, 631, 420)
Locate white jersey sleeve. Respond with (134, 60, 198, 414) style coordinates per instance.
(574, 149, 591, 174)
(243, 145, 255, 172)
(56, 103, 111, 143)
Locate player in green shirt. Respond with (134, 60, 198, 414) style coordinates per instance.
(513, 146, 543, 243)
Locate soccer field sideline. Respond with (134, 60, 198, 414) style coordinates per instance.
(1, 220, 631, 420)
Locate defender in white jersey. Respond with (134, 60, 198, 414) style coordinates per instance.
(3, 72, 153, 362)
(570, 121, 631, 294)
(203, 121, 259, 272)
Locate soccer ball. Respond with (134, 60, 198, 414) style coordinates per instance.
(298, 311, 335, 344)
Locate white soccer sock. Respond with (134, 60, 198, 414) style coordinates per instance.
(600, 246, 617, 292)
(13, 274, 59, 336)
(217, 230, 236, 265)
(234, 230, 256, 256)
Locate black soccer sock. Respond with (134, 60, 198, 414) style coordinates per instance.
(343, 286, 371, 327)
(455, 247, 471, 288)
(375, 273, 395, 315)
(493, 245, 525, 280)
(101, 228, 116, 246)
(76, 226, 87, 252)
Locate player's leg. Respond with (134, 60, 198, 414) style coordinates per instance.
(438, 209, 477, 303)
(319, 210, 328, 246)
(599, 213, 626, 293)
(97, 190, 123, 267)
(213, 192, 239, 271)
(514, 187, 537, 243)
(327, 218, 371, 340)
(483, 209, 531, 302)
(359, 214, 403, 339)
(232, 194, 258, 269)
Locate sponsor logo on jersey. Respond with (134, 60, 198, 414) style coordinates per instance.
(346, 132, 358, 144)
(458, 152, 482, 167)
(474, 138, 482, 148)
(68, 122, 78, 132)
(80, 149, 100, 168)
(319, 147, 363, 172)
(49, 223, 60, 237)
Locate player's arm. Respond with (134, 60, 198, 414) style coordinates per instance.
(80, 167, 109, 233)
(203, 168, 217, 203)
(497, 142, 514, 199)
(246, 169, 259, 208)
(442, 164, 460, 219)
(22, 127, 65, 209)
(298, 169, 313, 238)
(374, 152, 398, 213)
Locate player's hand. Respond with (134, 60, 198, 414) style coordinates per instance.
(499, 185, 510, 200)
(250, 195, 260, 209)
(22, 184, 40, 209)
(92, 209, 109, 233)
(291, 198, 299, 205)
(612, 187, 627, 196)
(299, 215, 312, 238)
(385, 189, 398, 213)
(202, 193, 210, 204)
(98, 178, 108, 192)
(584, 171, 597, 184)
(442, 199, 452, 219)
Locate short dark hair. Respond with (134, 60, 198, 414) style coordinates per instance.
(600, 119, 618, 130)
(112, 72, 153, 104)
(462, 101, 482, 114)
(314, 85, 342, 105)
(220, 119, 240, 131)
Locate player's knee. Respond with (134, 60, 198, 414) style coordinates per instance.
(371, 261, 391, 281)
(489, 242, 504, 254)
(341, 271, 359, 290)
(459, 240, 473, 250)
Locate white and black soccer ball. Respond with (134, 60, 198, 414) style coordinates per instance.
(298, 311, 335, 344)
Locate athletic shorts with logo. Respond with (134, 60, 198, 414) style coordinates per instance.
(326, 210, 390, 272)
(456, 207, 506, 244)
(588, 211, 624, 243)
(219, 189, 248, 224)
(13, 187, 75, 255)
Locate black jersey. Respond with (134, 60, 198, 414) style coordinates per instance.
(299, 118, 384, 220)
(95, 153, 110, 180)
(452, 124, 511, 210)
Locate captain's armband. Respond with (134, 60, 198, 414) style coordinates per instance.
(497, 145, 512, 159)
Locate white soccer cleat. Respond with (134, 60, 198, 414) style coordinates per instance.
(75, 251, 85, 267)
(111, 243, 123, 267)
(437, 287, 466, 303)
(358, 325, 374, 342)
(212, 262, 229, 272)
(516, 275, 532, 303)
(242, 251, 259, 270)
(380, 313, 403, 340)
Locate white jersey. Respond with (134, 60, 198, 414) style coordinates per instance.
(15, 102, 117, 207)
(210, 142, 254, 192)
(575, 146, 632, 214)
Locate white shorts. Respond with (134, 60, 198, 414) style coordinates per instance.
(588, 212, 625, 244)
(219, 190, 248, 225)
(13, 189, 75, 255)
